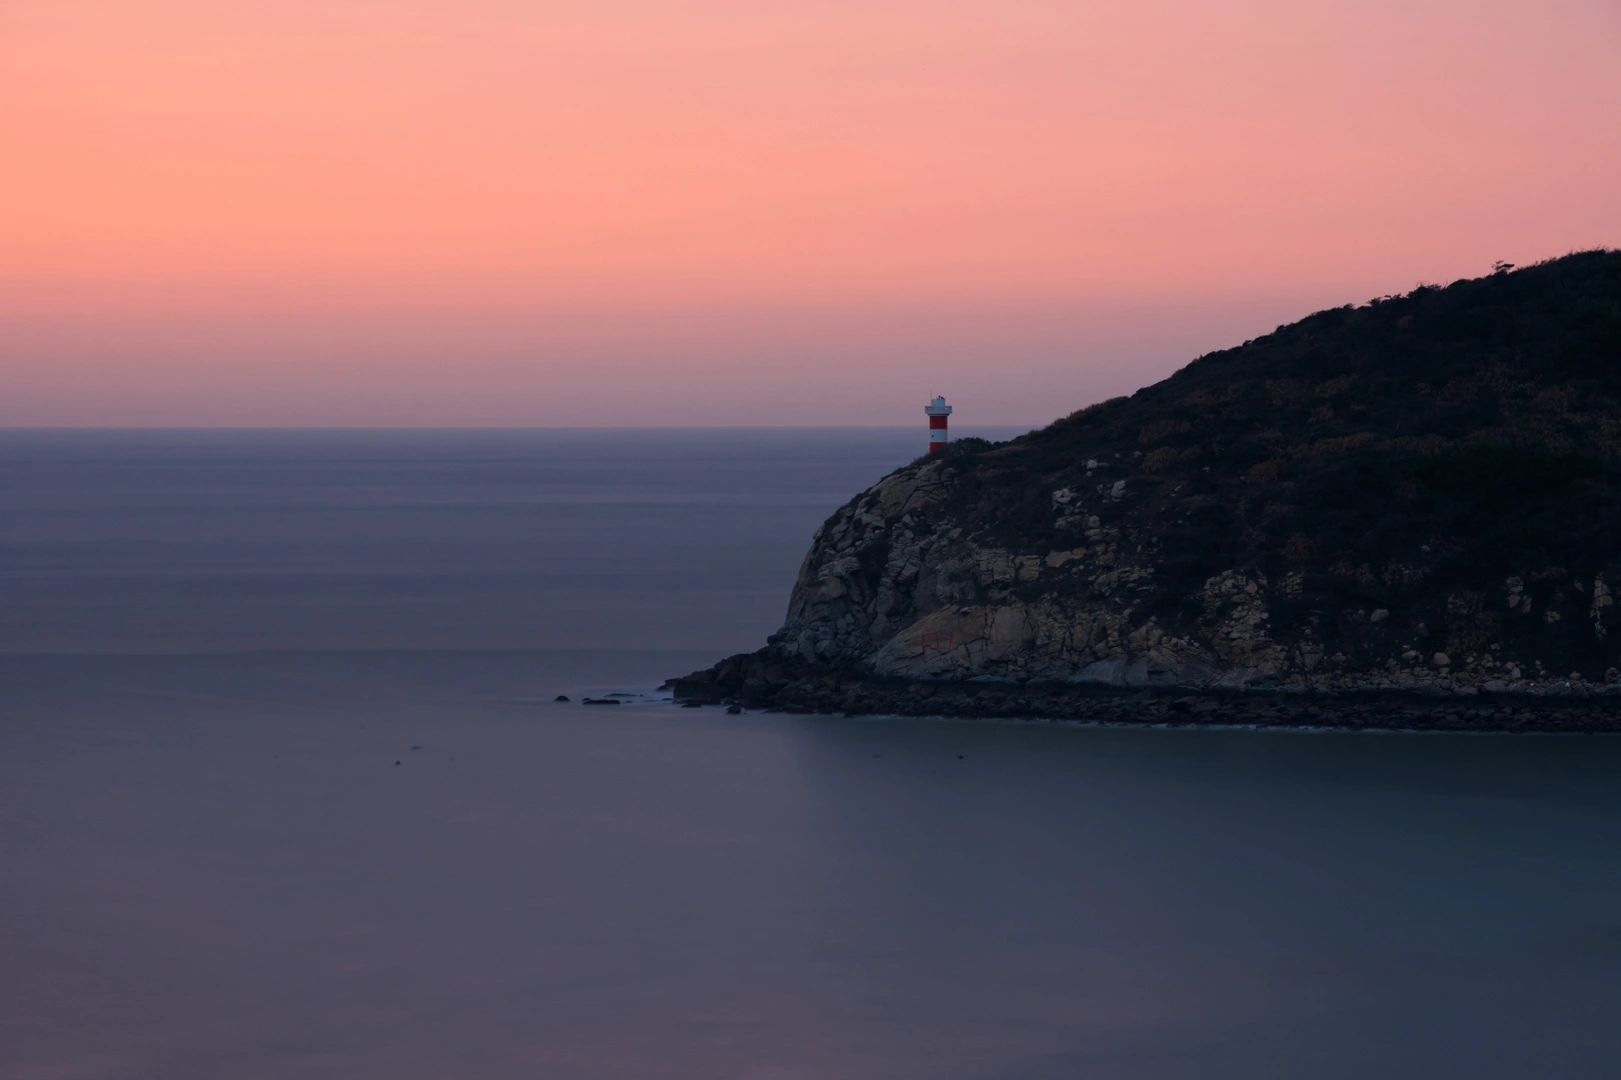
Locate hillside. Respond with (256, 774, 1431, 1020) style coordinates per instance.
(674, 251, 1621, 727)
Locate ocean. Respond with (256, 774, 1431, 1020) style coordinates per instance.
(3, 428, 1620, 1079)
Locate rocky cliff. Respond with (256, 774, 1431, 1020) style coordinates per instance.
(674, 251, 1621, 725)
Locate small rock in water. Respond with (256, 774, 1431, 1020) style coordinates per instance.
(554, 695, 570, 702)
(393, 760, 400, 766)
(680, 701, 701, 708)
(582, 698, 622, 705)
(726, 704, 742, 714)
(410, 745, 423, 750)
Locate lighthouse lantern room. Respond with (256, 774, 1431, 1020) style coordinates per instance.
(925, 395, 952, 454)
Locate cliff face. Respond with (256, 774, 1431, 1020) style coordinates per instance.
(776, 460, 1292, 687)
(688, 251, 1621, 704)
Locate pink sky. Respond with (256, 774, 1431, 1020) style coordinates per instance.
(3, 0, 1618, 426)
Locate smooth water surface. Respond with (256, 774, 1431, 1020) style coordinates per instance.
(3, 430, 1620, 1079)
(0, 428, 1017, 656)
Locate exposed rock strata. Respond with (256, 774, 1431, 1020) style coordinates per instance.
(670, 651, 1621, 733)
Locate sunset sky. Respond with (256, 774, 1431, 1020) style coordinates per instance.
(3, 0, 1618, 426)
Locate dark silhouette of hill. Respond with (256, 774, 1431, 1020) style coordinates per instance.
(675, 251, 1621, 729)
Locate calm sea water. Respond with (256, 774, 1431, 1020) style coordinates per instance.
(3, 429, 1621, 1079)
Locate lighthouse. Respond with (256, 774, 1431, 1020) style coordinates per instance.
(925, 395, 952, 454)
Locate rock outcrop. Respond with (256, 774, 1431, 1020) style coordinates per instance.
(674, 251, 1621, 724)
(774, 461, 1300, 688)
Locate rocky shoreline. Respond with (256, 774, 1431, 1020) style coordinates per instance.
(669, 651, 1621, 734)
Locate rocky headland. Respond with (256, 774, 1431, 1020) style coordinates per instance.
(673, 251, 1621, 731)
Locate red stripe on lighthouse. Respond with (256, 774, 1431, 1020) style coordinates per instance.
(925, 395, 953, 454)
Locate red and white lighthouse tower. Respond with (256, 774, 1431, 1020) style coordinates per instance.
(925, 395, 952, 454)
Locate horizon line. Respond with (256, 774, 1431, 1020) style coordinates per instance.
(0, 422, 1049, 433)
